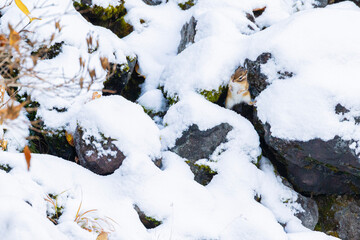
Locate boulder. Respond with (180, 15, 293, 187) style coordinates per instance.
(74, 126, 125, 175)
(177, 16, 197, 54)
(171, 123, 233, 185)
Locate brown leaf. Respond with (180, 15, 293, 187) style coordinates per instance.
(24, 145, 31, 171)
(96, 232, 108, 240)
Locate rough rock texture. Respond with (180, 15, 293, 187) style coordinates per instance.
(315, 195, 360, 239)
(142, 0, 164, 5)
(171, 123, 233, 185)
(74, 126, 125, 175)
(244, 52, 271, 98)
(177, 16, 197, 54)
(295, 193, 319, 230)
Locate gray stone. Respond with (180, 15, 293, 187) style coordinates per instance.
(171, 123, 233, 185)
(74, 126, 125, 175)
(295, 194, 319, 230)
(177, 16, 197, 54)
(142, 0, 164, 5)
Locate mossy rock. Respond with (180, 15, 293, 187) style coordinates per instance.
(134, 205, 162, 229)
(178, 0, 196, 10)
(73, 1, 133, 38)
(198, 85, 227, 104)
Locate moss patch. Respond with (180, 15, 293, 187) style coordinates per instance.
(178, 0, 195, 10)
(73, 1, 133, 38)
(199, 85, 226, 103)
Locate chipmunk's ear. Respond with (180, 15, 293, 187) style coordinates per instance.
(245, 69, 248, 74)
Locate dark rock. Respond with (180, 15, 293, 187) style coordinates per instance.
(314, 0, 328, 7)
(177, 16, 197, 54)
(171, 123, 232, 185)
(43, 130, 77, 162)
(261, 120, 360, 194)
(325, 0, 360, 7)
(103, 59, 142, 101)
(81, 0, 92, 5)
(246, 13, 256, 23)
(134, 205, 162, 229)
(335, 103, 350, 115)
(295, 194, 319, 230)
(74, 126, 125, 175)
(315, 195, 360, 239)
(142, 0, 164, 5)
(244, 52, 272, 98)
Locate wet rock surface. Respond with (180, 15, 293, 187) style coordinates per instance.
(171, 123, 232, 185)
(74, 126, 125, 175)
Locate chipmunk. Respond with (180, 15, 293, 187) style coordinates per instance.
(225, 67, 256, 109)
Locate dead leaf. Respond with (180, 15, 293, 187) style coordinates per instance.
(14, 0, 41, 23)
(100, 57, 109, 70)
(92, 92, 101, 100)
(96, 232, 108, 240)
(0, 101, 27, 123)
(8, 25, 20, 52)
(24, 145, 31, 171)
(0, 140, 7, 151)
(65, 131, 74, 146)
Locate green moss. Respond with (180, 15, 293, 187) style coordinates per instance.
(31, 41, 64, 60)
(0, 164, 11, 173)
(178, 0, 195, 10)
(195, 163, 217, 175)
(199, 85, 226, 103)
(73, 1, 133, 38)
(144, 216, 162, 227)
(46, 193, 64, 225)
(314, 195, 344, 234)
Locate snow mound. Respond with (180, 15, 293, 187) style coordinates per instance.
(76, 95, 161, 157)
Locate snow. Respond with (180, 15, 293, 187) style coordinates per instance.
(76, 95, 161, 157)
(0, 0, 352, 239)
